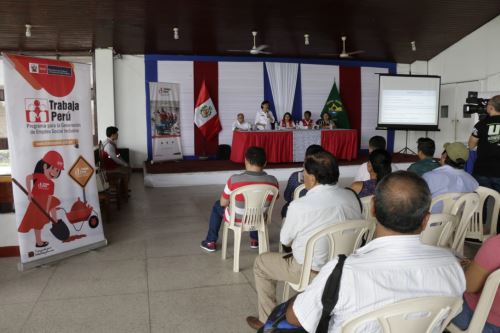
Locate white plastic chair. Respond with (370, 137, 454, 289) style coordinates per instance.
(360, 195, 376, 242)
(420, 213, 457, 247)
(450, 193, 480, 255)
(221, 184, 279, 272)
(342, 296, 463, 333)
(282, 219, 371, 301)
(466, 186, 500, 243)
(360, 195, 374, 220)
(279, 183, 307, 253)
(293, 183, 306, 200)
(430, 192, 465, 214)
(448, 269, 500, 333)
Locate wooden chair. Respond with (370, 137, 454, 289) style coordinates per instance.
(282, 219, 371, 301)
(97, 141, 122, 210)
(342, 296, 463, 333)
(448, 269, 500, 333)
(221, 184, 279, 272)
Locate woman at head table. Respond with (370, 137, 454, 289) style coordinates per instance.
(301, 111, 314, 129)
(316, 112, 337, 129)
(254, 100, 275, 130)
(280, 112, 295, 129)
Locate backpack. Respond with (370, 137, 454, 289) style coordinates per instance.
(257, 255, 346, 333)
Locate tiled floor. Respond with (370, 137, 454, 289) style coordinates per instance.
(0, 174, 299, 333)
(0, 174, 480, 333)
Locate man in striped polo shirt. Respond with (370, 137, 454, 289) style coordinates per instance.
(201, 146, 279, 252)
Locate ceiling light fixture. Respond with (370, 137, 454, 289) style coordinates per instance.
(411, 41, 416, 51)
(304, 34, 310, 46)
(173, 27, 179, 40)
(25, 24, 32, 38)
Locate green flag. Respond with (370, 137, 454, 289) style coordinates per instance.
(321, 81, 350, 129)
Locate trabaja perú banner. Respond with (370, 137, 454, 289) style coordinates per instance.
(149, 82, 183, 161)
(2, 54, 107, 270)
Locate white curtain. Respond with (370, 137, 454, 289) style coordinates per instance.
(265, 62, 298, 121)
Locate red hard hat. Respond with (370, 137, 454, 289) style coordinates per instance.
(42, 151, 65, 170)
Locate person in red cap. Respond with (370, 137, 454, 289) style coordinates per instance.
(18, 151, 64, 248)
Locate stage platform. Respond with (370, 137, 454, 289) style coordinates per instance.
(143, 153, 419, 187)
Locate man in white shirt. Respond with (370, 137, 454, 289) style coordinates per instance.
(246, 151, 362, 330)
(286, 171, 466, 333)
(422, 142, 478, 213)
(231, 113, 252, 131)
(254, 100, 275, 130)
(354, 136, 387, 181)
(101, 126, 130, 196)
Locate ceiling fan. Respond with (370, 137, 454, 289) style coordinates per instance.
(322, 36, 364, 58)
(228, 31, 271, 55)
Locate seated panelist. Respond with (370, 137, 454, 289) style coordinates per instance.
(316, 112, 336, 129)
(280, 112, 295, 129)
(301, 111, 314, 129)
(232, 113, 252, 131)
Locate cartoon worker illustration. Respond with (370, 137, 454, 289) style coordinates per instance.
(18, 151, 64, 248)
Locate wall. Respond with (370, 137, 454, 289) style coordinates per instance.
(391, 14, 500, 155)
(429, 15, 500, 87)
(113, 55, 148, 168)
(94, 49, 116, 142)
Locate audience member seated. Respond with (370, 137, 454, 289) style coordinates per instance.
(200, 147, 279, 252)
(351, 149, 392, 198)
(316, 112, 336, 129)
(101, 126, 130, 197)
(452, 234, 500, 332)
(285, 171, 466, 333)
(407, 137, 440, 176)
(281, 144, 324, 218)
(232, 113, 252, 131)
(245, 151, 362, 330)
(422, 142, 479, 212)
(254, 100, 275, 130)
(354, 136, 387, 182)
(280, 112, 295, 129)
(301, 111, 314, 129)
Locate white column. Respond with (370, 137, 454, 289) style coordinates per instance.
(94, 48, 115, 142)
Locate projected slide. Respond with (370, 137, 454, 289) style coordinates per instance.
(377, 75, 441, 130)
(380, 90, 437, 124)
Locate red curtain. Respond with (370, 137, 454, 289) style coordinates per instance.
(339, 67, 361, 145)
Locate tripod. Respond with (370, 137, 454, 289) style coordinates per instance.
(396, 129, 416, 155)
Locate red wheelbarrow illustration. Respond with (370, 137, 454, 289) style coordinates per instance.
(57, 197, 99, 232)
(13, 178, 99, 241)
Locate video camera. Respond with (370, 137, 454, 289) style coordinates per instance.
(463, 91, 488, 115)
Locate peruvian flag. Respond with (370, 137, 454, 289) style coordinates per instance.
(194, 81, 222, 140)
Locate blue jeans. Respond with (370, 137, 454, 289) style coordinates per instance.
(474, 175, 500, 193)
(452, 298, 500, 333)
(205, 200, 258, 242)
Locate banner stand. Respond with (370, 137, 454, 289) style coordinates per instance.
(149, 82, 183, 162)
(18, 239, 107, 271)
(3, 54, 107, 269)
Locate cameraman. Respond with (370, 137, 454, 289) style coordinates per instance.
(468, 95, 500, 192)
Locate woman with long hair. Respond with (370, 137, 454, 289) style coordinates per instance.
(351, 149, 392, 198)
